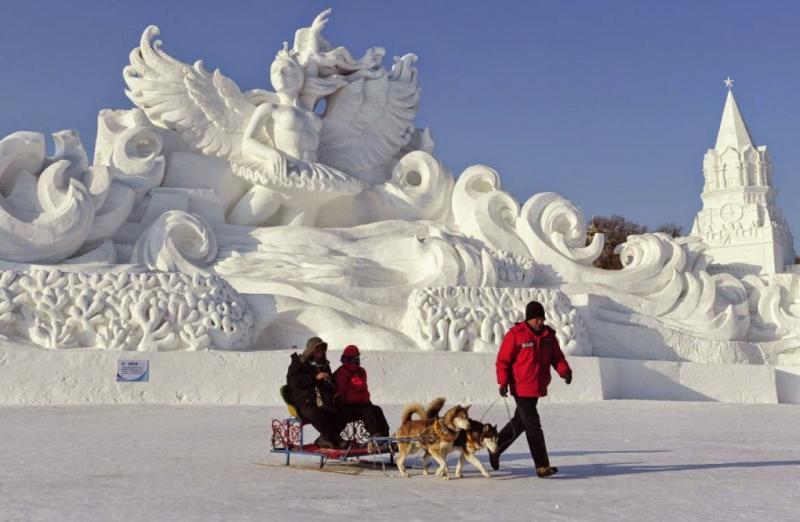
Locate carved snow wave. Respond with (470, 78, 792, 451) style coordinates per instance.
(0, 269, 252, 351)
(744, 274, 800, 363)
(402, 286, 591, 355)
(0, 124, 167, 264)
(100, 112, 166, 195)
(131, 210, 218, 274)
(516, 191, 605, 272)
(381, 150, 454, 221)
(0, 132, 95, 262)
(444, 174, 756, 341)
(445, 179, 775, 343)
(452, 165, 529, 258)
(587, 237, 748, 341)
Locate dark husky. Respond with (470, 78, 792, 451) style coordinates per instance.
(395, 398, 471, 479)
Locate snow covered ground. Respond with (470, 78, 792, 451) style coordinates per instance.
(2, 402, 799, 521)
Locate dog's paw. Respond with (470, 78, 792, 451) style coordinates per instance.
(454, 473, 463, 479)
(400, 472, 410, 479)
(421, 469, 429, 476)
(441, 474, 450, 480)
(482, 471, 491, 478)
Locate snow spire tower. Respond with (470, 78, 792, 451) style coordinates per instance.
(691, 79, 795, 275)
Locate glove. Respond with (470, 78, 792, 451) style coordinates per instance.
(564, 372, 573, 385)
(499, 384, 509, 397)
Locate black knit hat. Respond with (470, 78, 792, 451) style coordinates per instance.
(525, 301, 546, 321)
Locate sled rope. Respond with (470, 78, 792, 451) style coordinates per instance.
(502, 396, 519, 438)
(478, 396, 501, 422)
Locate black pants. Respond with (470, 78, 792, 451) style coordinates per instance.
(296, 403, 342, 443)
(496, 396, 550, 468)
(336, 403, 390, 437)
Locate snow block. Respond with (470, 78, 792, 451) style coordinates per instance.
(0, 348, 786, 405)
(612, 359, 777, 403)
(678, 361, 777, 403)
(776, 367, 800, 404)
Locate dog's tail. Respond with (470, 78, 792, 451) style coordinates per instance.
(425, 397, 446, 419)
(401, 402, 427, 424)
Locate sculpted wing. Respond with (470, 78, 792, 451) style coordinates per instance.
(123, 26, 256, 158)
(318, 54, 420, 183)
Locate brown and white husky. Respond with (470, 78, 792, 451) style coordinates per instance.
(394, 398, 471, 479)
(421, 418, 499, 478)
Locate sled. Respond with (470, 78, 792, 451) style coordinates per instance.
(270, 386, 396, 468)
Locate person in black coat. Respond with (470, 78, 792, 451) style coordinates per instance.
(286, 336, 345, 449)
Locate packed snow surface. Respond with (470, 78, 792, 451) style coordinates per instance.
(2, 402, 799, 521)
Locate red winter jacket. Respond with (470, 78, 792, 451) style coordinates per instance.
(496, 323, 571, 397)
(334, 363, 371, 404)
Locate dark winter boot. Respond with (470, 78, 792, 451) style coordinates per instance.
(489, 451, 500, 471)
(536, 466, 558, 478)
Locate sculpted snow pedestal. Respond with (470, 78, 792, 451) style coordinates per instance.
(0, 10, 798, 365)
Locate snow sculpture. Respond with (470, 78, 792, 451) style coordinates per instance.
(131, 210, 218, 275)
(520, 192, 750, 339)
(123, 9, 419, 226)
(0, 269, 251, 351)
(0, 132, 114, 263)
(0, 120, 250, 352)
(691, 83, 795, 275)
(403, 287, 590, 354)
(0, 10, 797, 365)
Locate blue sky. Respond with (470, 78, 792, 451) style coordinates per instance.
(1, 0, 798, 247)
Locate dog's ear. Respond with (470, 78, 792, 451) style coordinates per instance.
(463, 404, 471, 411)
(482, 424, 490, 433)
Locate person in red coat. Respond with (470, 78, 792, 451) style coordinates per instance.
(490, 300, 572, 477)
(333, 345, 390, 438)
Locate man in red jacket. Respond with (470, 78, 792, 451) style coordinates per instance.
(490, 300, 572, 477)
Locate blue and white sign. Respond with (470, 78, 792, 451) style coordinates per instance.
(117, 360, 149, 382)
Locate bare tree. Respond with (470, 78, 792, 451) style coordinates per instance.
(655, 223, 683, 238)
(586, 215, 648, 270)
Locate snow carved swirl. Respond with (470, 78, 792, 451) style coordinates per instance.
(451, 165, 529, 258)
(381, 151, 453, 221)
(608, 235, 751, 340)
(744, 275, 800, 343)
(0, 132, 99, 263)
(517, 192, 604, 272)
(514, 193, 750, 340)
(131, 210, 218, 274)
(110, 124, 165, 194)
